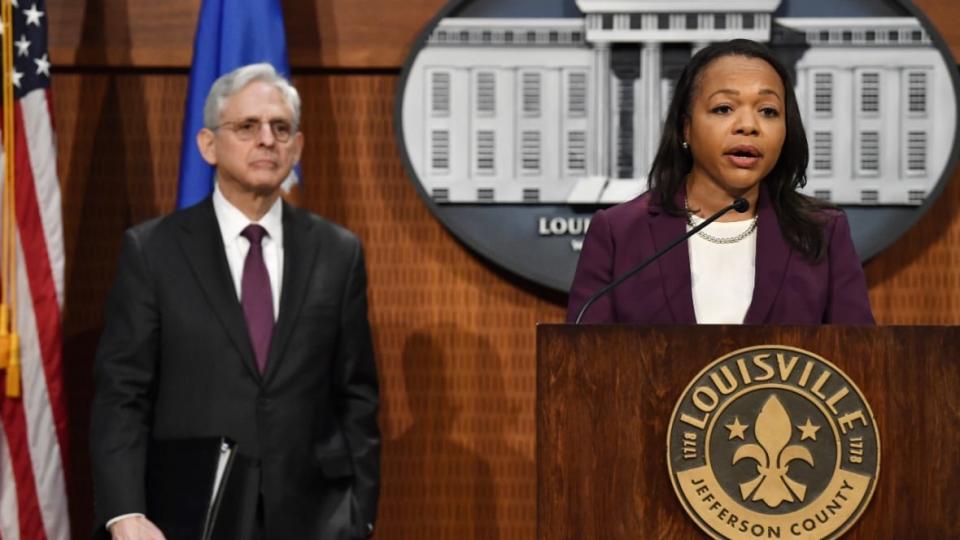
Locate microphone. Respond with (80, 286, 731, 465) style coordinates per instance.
(574, 197, 751, 324)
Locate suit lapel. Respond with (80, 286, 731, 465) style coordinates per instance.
(176, 200, 261, 380)
(648, 203, 697, 324)
(263, 203, 319, 382)
(744, 187, 792, 324)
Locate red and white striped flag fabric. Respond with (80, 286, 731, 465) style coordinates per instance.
(1, 0, 71, 538)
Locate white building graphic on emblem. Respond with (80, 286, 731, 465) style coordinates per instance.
(400, 0, 956, 205)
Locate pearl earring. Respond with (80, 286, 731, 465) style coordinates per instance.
(681, 140, 689, 149)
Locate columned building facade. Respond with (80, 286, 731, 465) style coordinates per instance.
(776, 18, 953, 205)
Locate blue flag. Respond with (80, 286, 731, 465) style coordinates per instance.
(177, 0, 292, 209)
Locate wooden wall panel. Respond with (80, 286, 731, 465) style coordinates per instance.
(49, 0, 960, 538)
(55, 73, 188, 539)
(48, 0, 196, 67)
(914, 0, 960, 60)
(283, 0, 447, 68)
(45, 0, 960, 69)
(47, 0, 447, 68)
(865, 173, 960, 323)
(294, 75, 551, 538)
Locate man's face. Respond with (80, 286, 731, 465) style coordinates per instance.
(197, 80, 303, 197)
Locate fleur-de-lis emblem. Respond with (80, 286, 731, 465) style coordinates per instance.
(732, 395, 814, 508)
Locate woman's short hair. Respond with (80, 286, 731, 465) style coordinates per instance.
(203, 63, 301, 131)
(649, 39, 829, 261)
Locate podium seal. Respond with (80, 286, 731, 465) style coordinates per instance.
(667, 345, 879, 539)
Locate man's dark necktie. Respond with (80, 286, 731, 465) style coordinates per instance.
(241, 224, 274, 373)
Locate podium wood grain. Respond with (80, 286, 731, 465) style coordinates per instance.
(537, 325, 960, 539)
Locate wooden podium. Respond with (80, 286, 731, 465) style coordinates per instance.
(537, 325, 960, 539)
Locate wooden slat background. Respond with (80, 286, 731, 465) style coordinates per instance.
(46, 0, 449, 68)
(47, 0, 960, 537)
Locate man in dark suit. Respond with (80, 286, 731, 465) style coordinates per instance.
(91, 63, 380, 540)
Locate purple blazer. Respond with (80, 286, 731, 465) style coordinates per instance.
(566, 187, 875, 325)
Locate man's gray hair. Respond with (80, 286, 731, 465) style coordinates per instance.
(203, 63, 301, 130)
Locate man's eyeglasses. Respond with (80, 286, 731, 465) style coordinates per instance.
(217, 119, 296, 142)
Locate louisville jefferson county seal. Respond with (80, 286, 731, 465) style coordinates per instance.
(667, 345, 880, 540)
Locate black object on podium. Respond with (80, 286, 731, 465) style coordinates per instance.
(146, 437, 238, 540)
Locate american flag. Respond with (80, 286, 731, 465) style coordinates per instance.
(0, 0, 70, 538)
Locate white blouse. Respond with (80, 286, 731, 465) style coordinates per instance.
(686, 214, 758, 324)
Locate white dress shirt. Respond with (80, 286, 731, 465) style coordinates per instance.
(687, 214, 757, 324)
(106, 184, 285, 532)
(212, 182, 284, 320)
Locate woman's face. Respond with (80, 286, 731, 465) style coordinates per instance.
(683, 55, 786, 197)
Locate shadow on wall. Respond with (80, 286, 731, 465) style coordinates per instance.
(293, 0, 346, 221)
(379, 325, 533, 539)
(62, 0, 158, 537)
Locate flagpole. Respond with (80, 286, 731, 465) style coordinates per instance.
(1, 0, 19, 398)
(1, 0, 11, 370)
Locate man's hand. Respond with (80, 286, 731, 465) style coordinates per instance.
(108, 516, 166, 540)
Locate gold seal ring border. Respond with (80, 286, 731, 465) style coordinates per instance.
(666, 344, 881, 540)
(704, 383, 843, 518)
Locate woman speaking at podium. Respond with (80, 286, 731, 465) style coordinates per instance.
(567, 39, 874, 325)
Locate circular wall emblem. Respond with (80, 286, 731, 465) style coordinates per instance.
(397, 0, 960, 292)
(667, 345, 879, 540)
